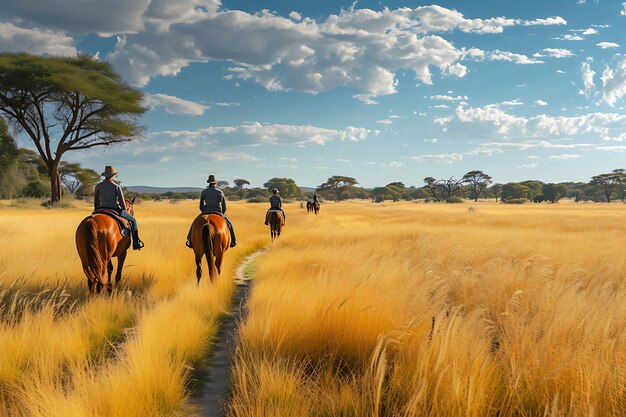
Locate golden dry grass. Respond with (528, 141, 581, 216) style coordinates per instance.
(0, 199, 268, 416)
(228, 201, 626, 417)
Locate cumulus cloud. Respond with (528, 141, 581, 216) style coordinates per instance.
(534, 99, 548, 106)
(441, 104, 626, 142)
(553, 34, 584, 41)
(581, 61, 596, 96)
(601, 55, 626, 106)
(533, 48, 574, 58)
(100, 4, 563, 100)
(0, 22, 77, 55)
(597, 42, 620, 49)
(154, 123, 379, 148)
(622, 3, 626, 16)
(143, 93, 208, 115)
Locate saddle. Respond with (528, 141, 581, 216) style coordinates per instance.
(92, 209, 131, 236)
(201, 211, 225, 217)
(266, 209, 285, 226)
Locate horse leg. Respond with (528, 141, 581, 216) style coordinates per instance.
(106, 260, 114, 294)
(195, 253, 203, 285)
(115, 251, 127, 289)
(215, 251, 224, 276)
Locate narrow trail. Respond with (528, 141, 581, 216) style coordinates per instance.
(189, 249, 265, 417)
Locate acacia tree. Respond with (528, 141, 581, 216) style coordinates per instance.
(614, 169, 625, 202)
(0, 53, 145, 203)
(317, 176, 358, 201)
(591, 171, 624, 203)
(423, 177, 441, 201)
(462, 170, 492, 202)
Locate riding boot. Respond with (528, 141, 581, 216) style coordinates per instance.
(230, 228, 237, 248)
(132, 230, 145, 250)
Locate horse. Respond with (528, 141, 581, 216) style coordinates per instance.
(268, 210, 284, 241)
(189, 213, 231, 284)
(312, 201, 320, 215)
(75, 197, 136, 295)
(306, 201, 312, 213)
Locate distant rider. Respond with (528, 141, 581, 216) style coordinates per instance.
(265, 188, 286, 225)
(186, 174, 236, 248)
(312, 193, 319, 203)
(94, 165, 144, 250)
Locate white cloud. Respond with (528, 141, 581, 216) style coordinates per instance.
(428, 94, 466, 101)
(553, 34, 584, 41)
(533, 48, 574, 58)
(581, 28, 598, 35)
(535, 99, 548, 106)
(143, 93, 209, 115)
(550, 153, 582, 160)
(424, 138, 439, 143)
(156, 123, 379, 147)
(0, 22, 77, 55)
(210, 152, 261, 162)
(581, 61, 596, 96)
(289, 11, 302, 21)
(101, 4, 562, 99)
(431, 104, 450, 109)
(601, 55, 626, 106)
(597, 42, 620, 49)
(518, 163, 537, 169)
(443, 104, 626, 142)
(556, 69, 566, 74)
(500, 99, 524, 106)
(409, 153, 463, 163)
(376, 119, 394, 125)
(487, 50, 543, 64)
(621, 3, 626, 16)
(215, 102, 240, 107)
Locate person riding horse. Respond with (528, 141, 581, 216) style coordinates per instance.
(186, 175, 236, 248)
(265, 188, 286, 225)
(312, 193, 319, 203)
(94, 166, 144, 250)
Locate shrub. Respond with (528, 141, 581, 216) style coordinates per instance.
(247, 195, 267, 203)
(374, 196, 385, 203)
(41, 200, 75, 209)
(21, 180, 49, 198)
(503, 198, 527, 204)
(446, 196, 464, 204)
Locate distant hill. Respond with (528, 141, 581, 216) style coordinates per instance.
(127, 186, 204, 194)
(301, 187, 316, 193)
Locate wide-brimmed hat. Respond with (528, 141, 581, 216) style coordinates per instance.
(207, 174, 217, 184)
(101, 166, 118, 177)
(272, 188, 279, 193)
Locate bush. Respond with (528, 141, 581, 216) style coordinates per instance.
(21, 180, 49, 198)
(41, 200, 75, 209)
(446, 196, 464, 204)
(247, 195, 267, 203)
(503, 198, 527, 204)
(374, 196, 385, 203)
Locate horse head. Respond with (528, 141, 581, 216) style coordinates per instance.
(125, 197, 136, 216)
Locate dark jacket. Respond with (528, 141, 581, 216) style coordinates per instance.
(269, 194, 282, 209)
(200, 187, 227, 213)
(94, 180, 125, 211)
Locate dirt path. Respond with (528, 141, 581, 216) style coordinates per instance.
(188, 249, 265, 417)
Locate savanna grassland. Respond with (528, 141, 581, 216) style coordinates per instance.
(0, 199, 269, 416)
(229, 201, 626, 417)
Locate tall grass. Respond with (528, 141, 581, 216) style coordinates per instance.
(228, 201, 626, 416)
(0, 199, 268, 416)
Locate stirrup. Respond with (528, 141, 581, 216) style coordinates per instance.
(230, 241, 237, 248)
(134, 240, 145, 250)
(185, 240, 192, 248)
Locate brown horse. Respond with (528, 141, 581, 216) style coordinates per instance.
(306, 201, 312, 213)
(312, 201, 320, 215)
(268, 211, 284, 241)
(189, 214, 231, 284)
(75, 198, 135, 295)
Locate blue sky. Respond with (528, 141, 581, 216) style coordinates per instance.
(1, 0, 625, 187)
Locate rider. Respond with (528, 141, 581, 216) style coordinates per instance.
(94, 165, 144, 250)
(186, 175, 236, 248)
(312, 193, 319, 203)
(265, 188, 286, 225)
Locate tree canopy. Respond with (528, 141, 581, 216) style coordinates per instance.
(317, 176, 358, 201)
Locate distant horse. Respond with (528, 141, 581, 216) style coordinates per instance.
(312, 201, 320, 215)
(306, 201, 313, 213)
(189, 214, 231, 284)
(76, 198, 136, 295)
(268, 211, 284, 241)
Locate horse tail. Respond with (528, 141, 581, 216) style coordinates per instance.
(84, 218, 105, 287)
(202, 222, 218, 281)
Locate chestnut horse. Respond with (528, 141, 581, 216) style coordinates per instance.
(268, 211, 284, 241)
(312, 201, 320, 215)
(189, 214, 231, 284)
(75, 198, 135, 295)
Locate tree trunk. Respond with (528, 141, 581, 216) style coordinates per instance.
(50, 161, 62, 203)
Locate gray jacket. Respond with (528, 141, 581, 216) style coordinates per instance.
(94, 180, 125, 211)
(200, 187, 227, 213)
(269, 194, 282, 209)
